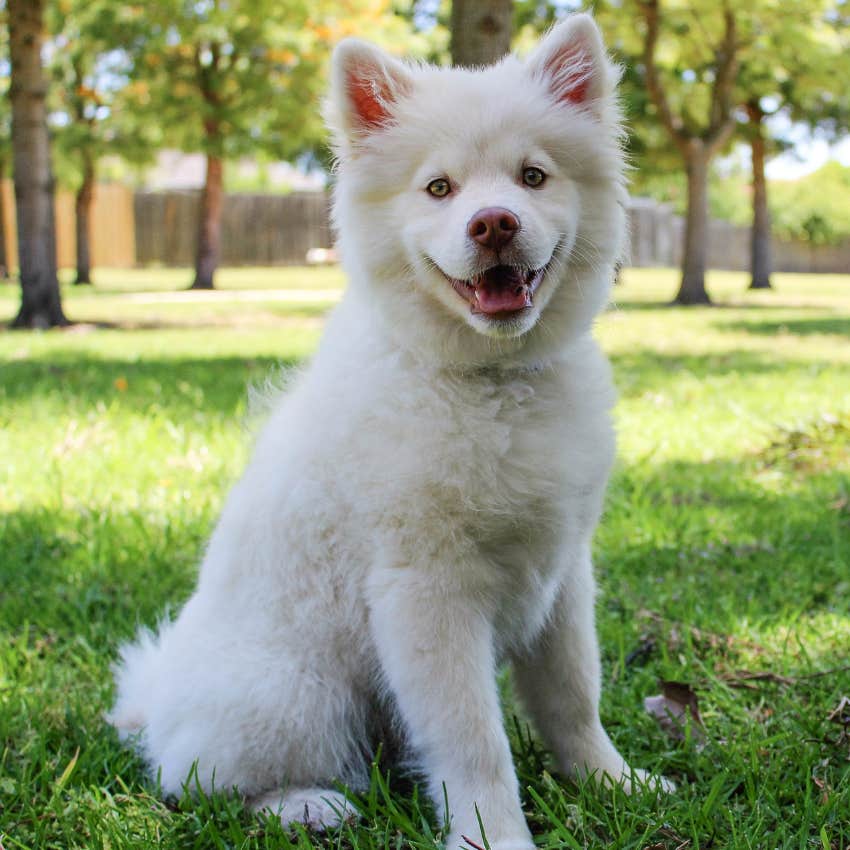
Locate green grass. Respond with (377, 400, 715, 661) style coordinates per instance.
(1, 267, 849, 849)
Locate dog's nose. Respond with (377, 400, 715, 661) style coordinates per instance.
(467, 207, 520, 251)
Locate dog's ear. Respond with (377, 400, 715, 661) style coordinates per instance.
(328, 39, 413, 146)
(525, 14, 613, 109)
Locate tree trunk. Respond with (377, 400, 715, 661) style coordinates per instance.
(8, 0, 66, 328)
(747, 104, 772, 290)
(674, 141, 712, 305)
(451, 0, 513, 67)
(191, 154, 223, 290)
(74, 154, 95, 285)
(0, 157, 9, 280)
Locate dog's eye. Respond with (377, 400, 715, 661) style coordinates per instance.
(522, 167, 546, 188)
(426, 178, 451, 198)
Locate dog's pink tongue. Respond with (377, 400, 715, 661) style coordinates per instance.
(473, 268, 531, 315)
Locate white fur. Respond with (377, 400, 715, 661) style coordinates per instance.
(110, 15, 670, 849)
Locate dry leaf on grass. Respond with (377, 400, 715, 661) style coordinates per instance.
(644, 680, 706, 744)
(811, 775, 831, 805)
(827, 695, 850, 760)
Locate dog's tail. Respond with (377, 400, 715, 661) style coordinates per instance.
(106, 624, 167, 736)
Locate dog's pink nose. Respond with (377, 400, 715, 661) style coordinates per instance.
(467, 207, 520, 251)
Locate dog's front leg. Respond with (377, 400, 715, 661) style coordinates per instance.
(510, 550, 671, 793)
(368, 565, 534, 850)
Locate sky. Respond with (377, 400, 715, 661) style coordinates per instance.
(766, 137, 850, 180)
(764, 112, 850, 180)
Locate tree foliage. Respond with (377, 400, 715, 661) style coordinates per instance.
(770, 160, 850, 245)
(122, 1, 418, 164)
(47, 1, 157, 284)
(47, 2, 153, 183)
(730, 0, 850, 287)
(599, 0, 850, 301)
(118, 0, 419, 288)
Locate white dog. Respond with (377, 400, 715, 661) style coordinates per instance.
(110, 15, 670, 849)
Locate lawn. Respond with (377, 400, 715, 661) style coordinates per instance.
(1, 267, 849, 849)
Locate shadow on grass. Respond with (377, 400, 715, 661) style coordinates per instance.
(4, 449, 847, 649)
(3, 347, 840, 412)
(606, 299, 826, 313)
(0, 355, 302, 414)
(608, 348, 842, 398)
(0, 301, 334, 332)
(715, 315, 850, 337)
(0, 505, 205, 650)
(598, 452, 849, 637)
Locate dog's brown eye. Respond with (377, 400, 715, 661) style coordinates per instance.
(426, 178, 451, 198)
(522, 167, 546, 188)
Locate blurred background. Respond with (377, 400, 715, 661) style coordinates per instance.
(1, 0, 849, 327)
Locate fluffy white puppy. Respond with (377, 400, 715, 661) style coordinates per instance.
(110, 14, 670, 849)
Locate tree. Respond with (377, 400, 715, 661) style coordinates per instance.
(451, 0, 513, 66)
(7, 0, 66, 328)
(606, 0, 850, 302)
(735, 1, 850, 289)
(744, 100, 772, 289)
(48, 2, 155, 286)
(122, 1, 317, 288)
(629, 0, 740, 305)
(0, 74, 11, 281)
(124, 0, 399, 289)
(55, 50, 99, 287)
(0, 20, 13, 282)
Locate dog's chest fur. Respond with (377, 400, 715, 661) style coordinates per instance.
(227, 324, 616, 656)
(322, 337, 616, 651)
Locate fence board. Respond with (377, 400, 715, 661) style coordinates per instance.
(1, 179, 135, 270)
(134, 190, 333, 267)
(626, 200, 850, 274)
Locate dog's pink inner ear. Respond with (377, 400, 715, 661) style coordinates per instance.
(347, 64, 395, 130)
(541, 37, 595, 105)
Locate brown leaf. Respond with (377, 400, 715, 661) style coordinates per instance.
(826, 696, 850, 760)
(812, 775, 832, 805)
(644, 680, 705, 743)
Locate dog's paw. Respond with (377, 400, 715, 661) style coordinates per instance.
(252, 787, 359, 830)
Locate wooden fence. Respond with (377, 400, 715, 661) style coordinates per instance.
(134, 191, 850, 272)
(0, 183, 330, 271)
(1, 181, 848, 273)
(133, 191, 333, 266)
(627, 197, 850, 274)
(1, 180, 135, 270)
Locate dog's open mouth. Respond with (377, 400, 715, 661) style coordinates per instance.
(443, 264, 547, 318)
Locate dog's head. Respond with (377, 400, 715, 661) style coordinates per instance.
(327, 15, 625, 366)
